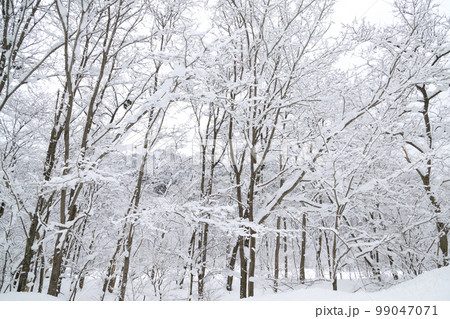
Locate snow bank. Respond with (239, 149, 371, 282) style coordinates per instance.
(371, 266, 450, 301)
(0, 292, 61, 301)
(1, 267, 448, 301)
(249, 266, 450, 301)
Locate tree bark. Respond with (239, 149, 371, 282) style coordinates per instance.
(119, 224, 134, 301)
(300, 213, 307, 283)
(239, 236, 247, 299)
(274, 216, 281, 292)
(414, 85, 448, 266)
(197, 222, 209, 300)
(47, 233, 64, 296)
(226, 240, 239, 291)
(284, 219, 288, 279)
(17, 212, 39, 292)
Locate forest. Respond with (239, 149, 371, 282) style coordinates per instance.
(0, 0, 449, 301)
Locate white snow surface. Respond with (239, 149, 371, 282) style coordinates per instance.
(0, 266, 449, 301)
(0, 292, 60, 301)
(245, 266, 450, 301)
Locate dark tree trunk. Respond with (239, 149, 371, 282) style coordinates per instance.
(274, 216, 281, 292)
(17, 212, 39, 292)
(316, 234, 323, 278)
(239, 236, 247, 299)
(300, 213, 307, 283)
(48, 200, 79, 296)
(226, 240, 239, 291)
(331, 226, 338, 291)
(198, 222, 209, 300)
(101, 237, 123, 300)
(188, 231, 196, 301)
(0, 201, 4, 218)
(248, 228, 256, 297)
(17, 95, 64, 292)
(0, 250, 8, 292)
(47, 233, 64, 296)
(283, 219, 288, 279)
(413, 85, 449, 266)
(437, 222, 448, 266)
(119, 225, 134, 301)
(323, 227, 333, 284)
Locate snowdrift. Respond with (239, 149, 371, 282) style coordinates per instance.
(249, 266, 450, 301)
(0, 266, 449, 301)
(0, 292, 60, 301)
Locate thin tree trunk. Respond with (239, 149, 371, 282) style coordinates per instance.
(331, 224, 338, 290)
(0, 201, 4, 218)
(284, 219, 288, 279)
(198, 221, 209, 300)
(300, 213, 307, 283)
(437, 222, 448, 266)
(119, 224, 134, 301)
(188, 231, 196, 301)
(248, 229, 256, 297)
(323, 228, 333, 282)
(316, 234, 323, 278)
(274, 216, 281, 292)
(226, 240, 239, 291)
(413, 85, 448, 266)
(239, 236, 247, 299)
(101, 236, 123, 300)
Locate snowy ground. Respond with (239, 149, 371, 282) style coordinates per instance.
(1, 266, 449, 301)
(250, 268, 449, 301)
(0, 292, 60, 301)
(223, 266, 450, 301)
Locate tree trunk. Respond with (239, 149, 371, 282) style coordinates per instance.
(17, 212, 39, 292)
(284, 219, 288, 279)
(119, 225, 134, 301)
(414, 85, 448, 266)
(47, 233, 64, 296)
(226, 240, 239, 291)
(16, 88, 65, 292)
(274, 216, 281, 292)
(188, 231, 196, 301)
(331, 225, 338, 291)
(248, 229, 256, 297)
(0, 250, 8, 292)
(198, 221, 209, 300)
(101, 237, 123, 300)
(0, 201, 4, 218)
(315, 234, 323, 278)
(437, 222, 448, 267)
(323, 227, 333, 284)
(300, 213, 307, 283)
(239, 236, 247, 299)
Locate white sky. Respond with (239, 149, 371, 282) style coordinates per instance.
(334, 0, 395, 25)
(333, 0, 450, 26)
